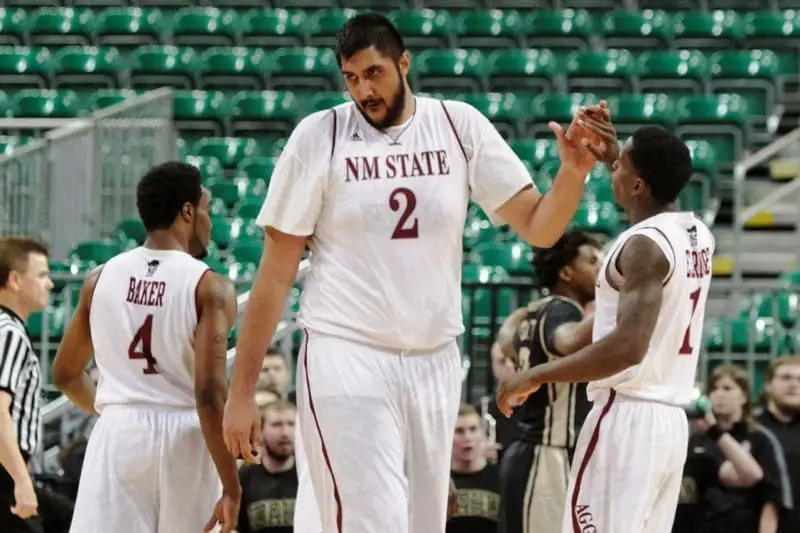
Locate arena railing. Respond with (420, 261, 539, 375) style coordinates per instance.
(0, 88, 174, 259)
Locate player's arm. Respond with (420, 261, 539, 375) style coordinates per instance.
(547, 303, 595, 357)
(52, 269, 102, 415)
(0, 391, 31, 489)
(195, 272, 241, 498)
(517, 235, 668, 385)
(492, 307, 528, 364)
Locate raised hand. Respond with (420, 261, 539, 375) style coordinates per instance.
(576, 102, 621, 166)
(549, 120, 597, 179)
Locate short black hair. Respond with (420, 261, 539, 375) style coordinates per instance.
(336, 13, 406, 66)
(136, 161, 203, 232)
(533, 229, 600, 290)
(629, 126, 693, 205)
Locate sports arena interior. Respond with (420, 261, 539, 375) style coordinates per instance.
(1, 0, 799, 525)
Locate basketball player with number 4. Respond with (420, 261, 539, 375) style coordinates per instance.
(497, 121, 715, 533)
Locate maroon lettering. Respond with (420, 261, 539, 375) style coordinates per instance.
(575, 505, 597, 533)
(127, 277, 136, 302)
(126, 277, 166, 307)
(343, 150, 451, 182)
(435, 150, 450, 175)
(685, 247, 711, 279)
(385, 155, 398, 178)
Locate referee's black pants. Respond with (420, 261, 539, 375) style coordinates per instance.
(498, 440, 574, 533)
(0, 466, 44, 533)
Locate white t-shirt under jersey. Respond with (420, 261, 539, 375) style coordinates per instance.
(257, 96, 534, 350)
(588, 212, 715, 406)
(90, 247, 210, 412)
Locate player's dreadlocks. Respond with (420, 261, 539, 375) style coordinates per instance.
(533, 229, 600, 291)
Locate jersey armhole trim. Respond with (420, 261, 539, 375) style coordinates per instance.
(439, 101, 468, 163)
(607, 227, 676, 290)
(194, 268, 213, 323)
(86, 265, 106, 325)
(329, 109, 338, 162)
(634, 226, 677, 286)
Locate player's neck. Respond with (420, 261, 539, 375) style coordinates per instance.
(626, 201, 671, 226)
(452, 457, 487, 474)
(715, 414, 740, 431)
(0, 292, 29, 321)
(261, 453, 295, 474)
(767, 400, 795, 423)
(143, 231, 189, 254)
(389, 87, 416, 127)
(552, 286, 588, 307)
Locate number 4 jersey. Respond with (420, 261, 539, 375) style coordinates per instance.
(588, 212, 715, 406)
(89, 247, 211, 412)
(256, 96, 533, 351)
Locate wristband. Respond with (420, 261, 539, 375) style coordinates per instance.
(706, 424, 726, 442)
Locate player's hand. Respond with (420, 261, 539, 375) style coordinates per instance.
(447, 478, 458, 518)
(205, 490, 241, 533)
(576, 104, 621, 167)
(549, 118, 597, 179)
(496, 372, 542, 418)
(222, 394, 262, 464)
(11, 479, 38, 519)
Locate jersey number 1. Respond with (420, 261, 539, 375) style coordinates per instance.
(678, 288, 702, 355)
(128, 314, 159, 374)
(389, 187, 419, 239)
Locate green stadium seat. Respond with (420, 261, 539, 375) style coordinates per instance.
(637, 50, 709, 97)
(607, 93, 678, 135)
(184, 154, 224, 180)
(0, 135, 29, 157)
(90, 88, 139, 110)
(203, 255, 226, 275)
(269, 47, 340, 92)
(240, 9, 308, 49)
(308, 9, 356, 48)
(676, 94, 748, 164)
(209, 197, 228, 217)
(0, 47, 51, 90)
(469, 241, 533, 276)
(207, 177, 242, 208)
(26, 7, 94, 47)
(600, 9, 672, 52)
(522, 10, 594, 62)
(197, 47, 269, 92)
(233, 197, 263, 220)
(95, 7, 163, 51)
(463, 216, 501, 250)
(752, 290, 800, 328)
(565, 49, 637, 99)
(232, 175, 268, 200)
(308, 92, 350, 112)
(672, 10, 744, 51)
(230, 90, 299, 138)
(462, 264, 515, 326)
(225, 261, 259, 283)
(415, 49, 486, 93)
(130, 45, 198, 90)
(236, 156, 277, 182)
(69, 239, 122, 264)
(780, 270, 800, 286)
(454, 92, 524, 139)
(508, 138, 559, 167)
(271, 0, 339, 11)
(486, 49, 558, 95)
(681, 139, 717, 214)
(528, 93, 599, 137)
(268, 138, 287, 156)
(584, 166, 615, 204)
(228, 240, 263, 264)
(0, 8, 26, 46)
(193, 137, 262, 169)
(709, 50, 780, 117)
(388, 9, 452, 52)
(28, 304, 67, 341)
(114, 218, 146, 244)
(744, 11, 800, 82)
(572, 201, 619, 236)
(705, 316, 779, 354)
(172, 90, 227, 139)
(170, 7, 239, 49)
(453, 10, 523, 50)
(52, 46, 122, 89)
(11, 90, 82, 119)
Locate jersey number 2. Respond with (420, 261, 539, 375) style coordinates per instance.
(389, 187, 419, 239)
(678, 288, 702, 355)
(128, 314, 159, 374)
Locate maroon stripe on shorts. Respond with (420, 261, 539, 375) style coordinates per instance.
(570, 389, 616, 533)
(302, 329, 343, 532)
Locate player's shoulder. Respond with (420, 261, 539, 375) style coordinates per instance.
(195, 268, 236, 305)
(426, 95, 485, 125)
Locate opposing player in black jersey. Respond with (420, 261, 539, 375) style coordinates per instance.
(497, 229, 602, 533)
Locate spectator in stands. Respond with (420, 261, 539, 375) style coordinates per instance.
(699, 364, 783, 533)
(448, 404, 500, 533)
(237, 400, 297, 533)
(258, 349, 295, 404)
(756, 356, 800, 533)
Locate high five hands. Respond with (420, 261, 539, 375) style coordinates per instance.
(549, 100, 621, 177)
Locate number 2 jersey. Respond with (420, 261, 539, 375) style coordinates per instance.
(89, 247, 210, 413)
(256, 96, 534, 351)
(588, 212, 715, 406)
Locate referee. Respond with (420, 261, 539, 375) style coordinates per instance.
(0, 236, 53, 533)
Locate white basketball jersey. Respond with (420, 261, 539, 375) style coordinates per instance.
(257, 96, 533, 350)
(587, 212, 715, 405)
(90, 247, 210, 412)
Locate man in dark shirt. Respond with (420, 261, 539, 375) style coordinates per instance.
(238, 400, 298, 533)
(495, 230, 601, 533)
(756, 356, 800, 533)
(448, 404, 500, 533)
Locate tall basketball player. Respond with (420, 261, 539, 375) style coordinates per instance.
(222, 12, 606, 533)
(52, 163, 241, 533)
(498, 125, 715, 533)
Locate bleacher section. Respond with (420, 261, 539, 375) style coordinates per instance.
(1, 2, 799, 400)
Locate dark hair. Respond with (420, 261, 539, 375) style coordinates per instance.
(336, 13, 406, 66)
(136, 162, 203, 232)
(533, 229, 599, 290)
(629, 126, 693, 205)
(709, 363, 754, 431)
(0, 236, 48, 288)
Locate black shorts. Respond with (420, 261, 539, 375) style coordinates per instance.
(498, 440, 571, 533)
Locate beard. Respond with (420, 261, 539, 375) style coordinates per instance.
(356, 67, 407, 130)
(264, 441, 293, 463)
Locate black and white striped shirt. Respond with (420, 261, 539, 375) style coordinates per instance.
(0, 305, 41, 456)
